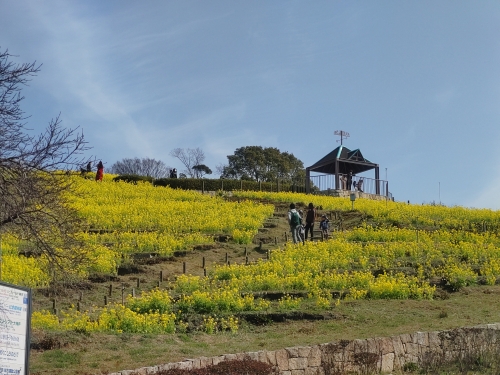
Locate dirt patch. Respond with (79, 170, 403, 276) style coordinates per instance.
(238, 311, 343, 325)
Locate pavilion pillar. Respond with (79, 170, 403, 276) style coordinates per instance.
(375, 166, 380, 195)
(335, 160, 340, 190)
(306, 168, 311, 194)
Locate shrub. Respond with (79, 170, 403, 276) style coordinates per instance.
(155, 357, 276, 375)
(113, 174, 154, 184)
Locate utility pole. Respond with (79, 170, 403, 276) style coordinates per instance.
(334, 130, 350, 145)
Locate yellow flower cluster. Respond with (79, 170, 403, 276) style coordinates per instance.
(16, 182, 500, 335)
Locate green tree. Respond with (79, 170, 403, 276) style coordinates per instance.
(220, 146, 305, 183)
(192, 164, 212, 178)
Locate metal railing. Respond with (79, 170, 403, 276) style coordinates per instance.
(309, 173, 390, 197)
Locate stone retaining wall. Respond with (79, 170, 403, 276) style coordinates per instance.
(110, 323, 500, 375)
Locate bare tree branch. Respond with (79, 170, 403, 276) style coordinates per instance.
(170, 147, 205, 178)
(0, 48, 92, 282)
(110, 157, 171, 179)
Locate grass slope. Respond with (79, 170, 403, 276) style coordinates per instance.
(29, 198, 500, 375)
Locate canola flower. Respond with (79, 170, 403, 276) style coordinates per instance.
(17, 183, 500, 334)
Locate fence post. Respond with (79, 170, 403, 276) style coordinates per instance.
(202, 181, 205, 194)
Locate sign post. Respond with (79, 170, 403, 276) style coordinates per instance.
(0, 281, 32, 375)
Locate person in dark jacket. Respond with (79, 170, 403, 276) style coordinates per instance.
(304, 203, 316, 241)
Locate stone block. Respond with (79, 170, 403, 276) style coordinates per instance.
(289, 357, 308, 370)
(119, 370, 135, 375)
(378, 337, 394, 354)
(380, 352, 394, 373)
(235, 353, 247, 361)
(157, 363, 175, 371)
(276, 349, 290, 371)
(365, 338, 378, 353)
(405, 342, 420, 357)
(353, 339, 367, 353)
(297, 346, 312, 358)
(412, 331, 429, 347)
(184, 358, 199, 369)
(199, 356, 211, 368)
(267, 350, 277, 365)
(305, 368, 324, 375)
(224, 354, 237, 362)
(176, 361, 192, 370)
(399, 333, 412, 344)
(427, 331, 441, 349)
(286, 346, 299, 357)
(291, 370, 305, 375)
(132, 367, 148, 375)
(211, 356, 225, 366)
(246, 351, 259, 361)
(258, 350, 268, 363)
(280, 371, 292, 375)
(307, 346, 322, 367)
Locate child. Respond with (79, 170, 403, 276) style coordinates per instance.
(319, 215, 330, 240)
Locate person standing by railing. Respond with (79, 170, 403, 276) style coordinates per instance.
(357, 178, 363, 192)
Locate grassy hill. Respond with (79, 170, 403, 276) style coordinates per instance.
(6, 176, 500, 374)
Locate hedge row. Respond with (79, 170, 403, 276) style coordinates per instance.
(113, 174, 154, 183)
(152, 178, 306, 193)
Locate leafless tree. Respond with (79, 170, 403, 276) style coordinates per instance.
(170, 147, 205, 178)
(0, 48, 91, 281)
(111, 157, 170, 179)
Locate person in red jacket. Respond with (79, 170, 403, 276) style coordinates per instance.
(95, 161, 104, 181)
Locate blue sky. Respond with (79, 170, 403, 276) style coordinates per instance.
(2, 1, 500, 209)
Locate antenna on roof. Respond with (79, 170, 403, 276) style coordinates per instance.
(334, 130, 350, 145)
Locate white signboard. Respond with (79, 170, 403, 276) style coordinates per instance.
(0, 282, 31, 375)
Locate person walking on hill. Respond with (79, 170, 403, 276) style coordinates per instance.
(304, 203, 316, 241)
(298, 210, 306, 244)
(95, 161, 104, 181)
(287, 203, 301, 244)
